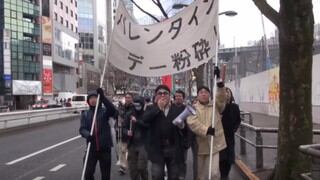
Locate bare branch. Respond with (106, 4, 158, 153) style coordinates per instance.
(131, 0, 160, 22)
(155, 0, 169, 19)
(252, 0, 279, 27)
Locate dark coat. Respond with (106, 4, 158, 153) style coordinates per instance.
(79, 96, 117, 152)
(122, 109, 148, 148)
(118, 103, 136, 143)
(141, 104, 186, 163)
(220, 102, 241, 163)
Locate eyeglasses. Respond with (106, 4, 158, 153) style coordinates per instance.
(157, 91, 169, 96)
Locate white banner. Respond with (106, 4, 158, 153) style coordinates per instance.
(12, 80, 42, 95)
(108, 0, 219, 77)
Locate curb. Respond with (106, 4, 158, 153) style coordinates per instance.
(235, 159, 260, 180)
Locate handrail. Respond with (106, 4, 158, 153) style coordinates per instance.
(299, 144, 320, 158)
(299, 144, 320, 180)
(237, 120, 320, 170)
(240, 121, 320, 135)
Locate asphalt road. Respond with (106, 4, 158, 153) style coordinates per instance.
(0, 117, 242, 180)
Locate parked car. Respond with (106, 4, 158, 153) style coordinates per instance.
(71, 94, 88, 108)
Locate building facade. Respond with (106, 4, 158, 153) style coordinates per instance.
(0, 0, 42, 109)
(51, 0, 79, 95)
(77, 0, 107, 93)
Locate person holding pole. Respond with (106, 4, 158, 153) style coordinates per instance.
(118, 93, 136, 175)
(186, 67, 227, 180)
(123, 96, 149, 180)
(79, 88, 116, 180)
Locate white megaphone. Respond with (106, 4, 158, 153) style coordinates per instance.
(173, 105, 197, 129)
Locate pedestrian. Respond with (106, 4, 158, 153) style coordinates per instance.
(173, 89, 191, 180)
(117, 93, 136, 175)
(79, 88, 117, 180)
(144, 96, 153, 110)
(65, 98, 72, 107)
(186, 81, 227, 180)
(219, 87, 241, 180)
(124, 96, 149, 180)
(141, 85, 186, 180)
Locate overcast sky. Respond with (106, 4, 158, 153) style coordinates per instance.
(133, 0, 320, 48)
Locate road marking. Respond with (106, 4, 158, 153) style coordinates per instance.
(5, 135, 81, 165)
(32, 177, 45, 180)
(49, 164, 66, 172)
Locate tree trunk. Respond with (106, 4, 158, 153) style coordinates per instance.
(273, 0, 314, 179)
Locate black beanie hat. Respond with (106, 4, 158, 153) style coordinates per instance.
(197, 86, 211, 94)
(155, 85, 170, 94)
(87, 91, 98, 104)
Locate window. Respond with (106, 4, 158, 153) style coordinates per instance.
(11, 11, 17, 18)
(60, 16, 63, 24)
(60, 1, 63, 9)
(75, 1, 77, 7)
(71, 24, 73, 31)
(71, 0, 73, 3)
(71, 10, 73, 17)
(65, 6, 68, 13)
(75, 14, 77, 20)
(54, 12, 58, 20)
(54, 0, 57, 5)
(66, 20, 69, 28)
(75, 27, 78, 33)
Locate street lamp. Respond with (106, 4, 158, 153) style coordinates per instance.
(173, 3, 238, 17)
(172, 3, 188, 9)
(218, 10, 238, 16)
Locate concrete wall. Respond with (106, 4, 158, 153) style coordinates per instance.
(226, 54, 320, 124)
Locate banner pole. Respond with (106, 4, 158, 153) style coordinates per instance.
(208, 40, 219, 180)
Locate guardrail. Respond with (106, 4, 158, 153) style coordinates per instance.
(0, 107, 87, 130)
(237, 112, 320, 169)
(299, 144, 320, 180)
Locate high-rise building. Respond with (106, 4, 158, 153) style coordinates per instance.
(77, 0, 107, 93)
(0, 0, 42, 109)
(51, 0, 79, 95)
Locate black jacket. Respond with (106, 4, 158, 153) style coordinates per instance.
(141, 104, 186, 163)
(122, 109, 148, 148)
(117, 103, 136, 143)
(79, 96, 116, 152)
(220, 102, 241, 163)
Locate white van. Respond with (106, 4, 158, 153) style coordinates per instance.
(71, 94, 88, 108)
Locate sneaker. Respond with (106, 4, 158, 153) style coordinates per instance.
(119, 166, 126, 175)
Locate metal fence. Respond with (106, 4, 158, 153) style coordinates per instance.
(237, 112, 320, 170)
(0, 107, 87, 130)
(299, 144, 320, 179)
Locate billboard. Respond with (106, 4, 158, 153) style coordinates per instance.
(13, 80, 42, 95)
(43, 68, 53, 94)
(43, 56, 53, 95)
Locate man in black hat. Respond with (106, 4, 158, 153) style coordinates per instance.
(141, 85, 186, 180)
(123, 95, 149, 180)
(79, 88, 116, 180)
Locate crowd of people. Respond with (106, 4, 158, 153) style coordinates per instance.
(79, 68, 241, 180)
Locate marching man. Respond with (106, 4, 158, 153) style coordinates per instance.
(187, 67, 227, 180)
